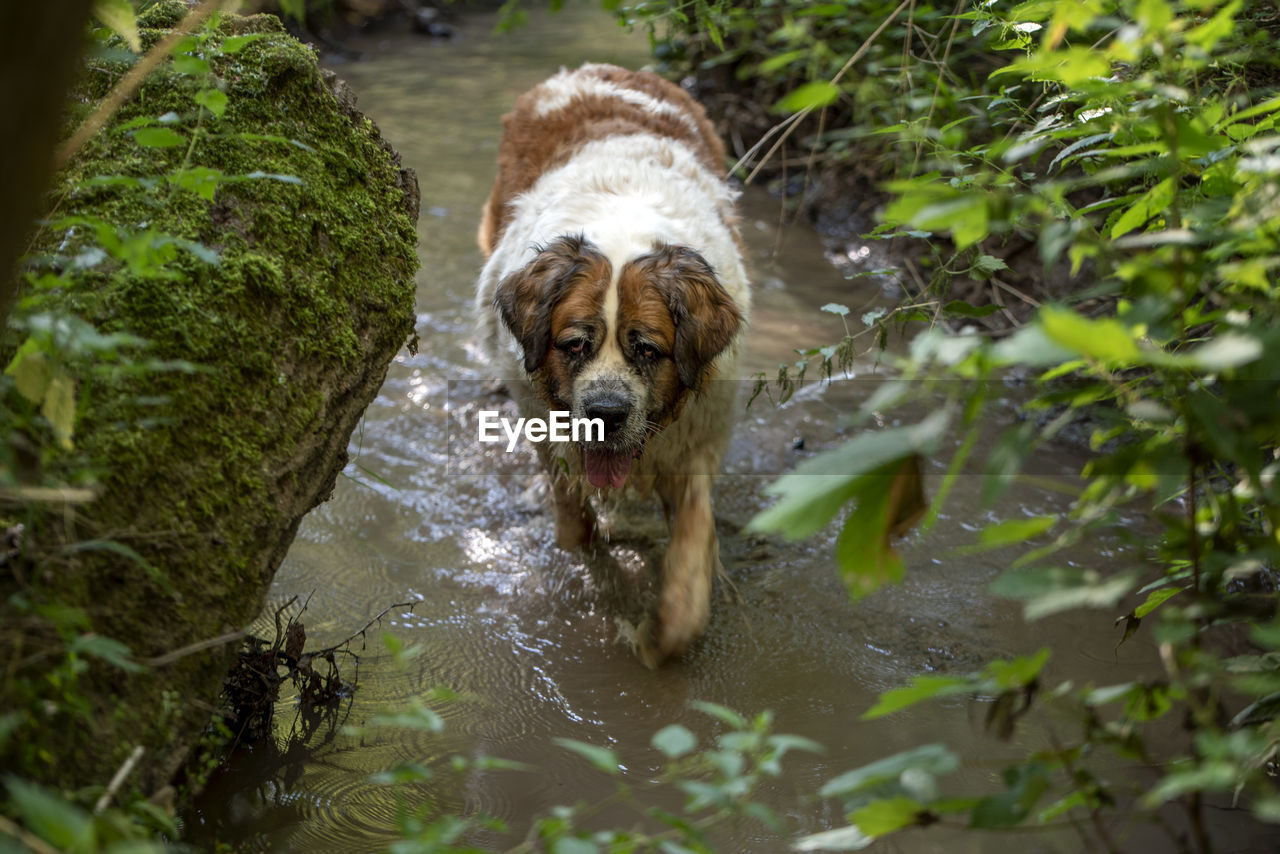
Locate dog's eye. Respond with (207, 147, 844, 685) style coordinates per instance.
(634, 342, 660, 360)
(558, 338, 589, 356)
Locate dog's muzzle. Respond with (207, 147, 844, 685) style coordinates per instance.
(580, 381, 640, 490)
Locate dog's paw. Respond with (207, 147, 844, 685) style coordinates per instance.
(656, 565, 711, 659)
(554, 507, 596, 551)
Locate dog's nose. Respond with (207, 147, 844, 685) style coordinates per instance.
(585, 396, 631, 437)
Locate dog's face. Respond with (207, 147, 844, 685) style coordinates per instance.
(495, 234, 741, 489)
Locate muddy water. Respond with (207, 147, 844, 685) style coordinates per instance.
(187, 6, 1171, 852)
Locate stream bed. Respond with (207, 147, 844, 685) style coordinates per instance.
(183, 6, 1228, 852)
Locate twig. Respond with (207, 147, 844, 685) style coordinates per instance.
(991, 276, 1041, 308)
(910, 0, 965, 174)
(272, 594, 301, 652)
(729, 109, 806, 177)
(53, 0, 229, 171)
(1045, 725, 1121, 854)
(318, 600, 417, 655)
(900, 256, 957, 334)
(93, 745, 145, 814)
(0, 815, 61, 854)
(0, 487, 97, 504)
(143, 628, 247, 667)
(987, 279, 1021, 328)
(736, 0, 912, 185)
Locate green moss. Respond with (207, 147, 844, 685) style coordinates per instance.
(0, 2, 417, 794)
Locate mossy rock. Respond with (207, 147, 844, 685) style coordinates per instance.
(0, 2, 418, 794)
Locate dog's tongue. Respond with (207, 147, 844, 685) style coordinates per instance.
(585, 449, 632, 490)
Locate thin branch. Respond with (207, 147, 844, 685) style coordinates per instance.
(0, 815, 61, 854)
(910, 0, 965, 174)
(93, 745, 144, 814)
(991, 276, 1042, 308)
(317, 600, 417, 655)
(143, 628, 247, 667)
(53, 0, 229, 171)
(737, 0, 912, 185)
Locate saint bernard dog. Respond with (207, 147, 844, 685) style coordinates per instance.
(474, 63, 750, 662)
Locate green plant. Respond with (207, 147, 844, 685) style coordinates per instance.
(2, 1, 339, 846)
(370, 697, 821, 853)
(705, 0, 1280, 849)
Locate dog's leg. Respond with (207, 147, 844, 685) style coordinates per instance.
(655, 473, 718, 658)
(550, 469, 596, 551)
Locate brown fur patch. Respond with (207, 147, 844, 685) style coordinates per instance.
(479, 66, 728, 254)
(493, 235, 609, 376)
(618, 245, 742, 391)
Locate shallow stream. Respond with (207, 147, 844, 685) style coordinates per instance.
(186, 6, 1205, 852)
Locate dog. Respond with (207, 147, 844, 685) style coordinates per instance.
(474, 63, 750, 662)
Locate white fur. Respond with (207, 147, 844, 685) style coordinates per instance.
(533, 63, 703, 138)
(475, 132, 751, 379)
(476, 68, 751, 657)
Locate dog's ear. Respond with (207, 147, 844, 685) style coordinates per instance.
(494, 235, 595, 373)
(655, 246, 742, 389)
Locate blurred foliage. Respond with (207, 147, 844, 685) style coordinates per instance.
(610, 0, 1280, 849)
(358, 644, 823, 854)
(2, 4, 306, 850)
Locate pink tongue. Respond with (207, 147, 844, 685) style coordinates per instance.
(585, 449, 633, 490)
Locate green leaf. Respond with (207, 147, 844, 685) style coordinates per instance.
(970, 763, 1049, 828)
(1038, 306, 1139, 364)
(3, 777, 96, 852)
(1185, 0, 1241, 51)
(749, 409, 950, 539)
(1134, 586, 1180, 618)
(791, 825, 875, 851)
(834, 471, 904, 600)
(551, 838, 598, 854)
(554, 739, 619, 775)
(861, 677, 970, 720)
(915, 196, 989, 249)
(768, 733, 824, 757)
(985, 648, 1050, 689)
(5, 342, 51, 405)
(1181, 333, 1263, 370)
(241, 171, 304, 186)
(194, 88, 228, 118)
(990, 324, 1076, 366)
(133, 127, 187, 148)
(941, 300, 1000, 318)
(990, 567, 1138, 620)
(821, 744, 960, 797)
(370, 761, 433, 784)
(41, 372, 76, 448)
(173, 52, 210, 75)
(222, 33, 267, 53)
(850, 797, 923, 836)
(370, 698, 444, 733)
(775, 80, 842, 114)
(1144, 761, 1238, 805)
(60, 539, 171, 596)
(758, 49, 808, 75)
(171, 167, 224, 201)
(68, 634, 145, 673)
(1111, 176, 1175, 238)
(93, 0, 140, 51)
(976, 515, 1056, 548)
(971, 254, 1009, 277)
(691, 701, 748, 729)
(651, 724, 697, 759)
